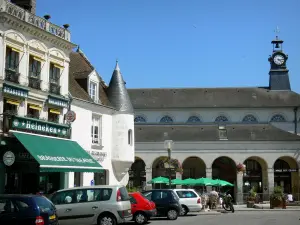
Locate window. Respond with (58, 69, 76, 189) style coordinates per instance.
(91, 115, 102, 145)
(176, 191, 197, 198)
(270, 114, 286, 122)
(128, 129, 133, 145)
(34, 197, 55, 213)
(3, 99, 18, 115)
(242, 115, 258, 123)
(51, 190, 78, 205)
(134, 116, 146, 123)
(160, 116, 173, 123)
(29, 55, 41, 78)
(27, 104, 40, 119)
(89, 81, 97, 101)
(87, 188, 112, 202)
(142, 192, 152, 201)
(218, 126, 228, 140)
(5, 47, 19, 71)
(187, 116, 201, 123)
(118, 187, 130, 201)
(14, 200, 29, 212)
(215, 115, 229, 123)
(0, 198, 14, 213)
(94, 171, 106, 185)
(48, 108, 60, 123)
(49, 63, 60, 84)
(129, 195, 137, 204)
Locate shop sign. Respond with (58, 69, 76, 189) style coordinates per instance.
(86, 151, 107, 162)
(12, 116, 69, 137)
(3, 84, 28, 98)
(37, 155, 96, 164)
(274, 169, 298, 172)
(18, 152, 35, 161)
(48, 96, 68, 108)
(3, 151, 15, 166)
(65, 110, 76, 123)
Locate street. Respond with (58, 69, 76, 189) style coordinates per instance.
(60, 211, 300, 225)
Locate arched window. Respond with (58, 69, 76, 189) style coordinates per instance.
(270, 114, 286, 122)
(242, 114, 258, 123)
(215, 115, 229, 123)
(160, 116, 173, 123)
(134, 116, 146, 123)
(128, 129, 133, 145)
(187, 116, 201, 123)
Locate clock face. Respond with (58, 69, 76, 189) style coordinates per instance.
(273, 54, 285, 65)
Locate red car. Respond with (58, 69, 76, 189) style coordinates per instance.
(129, 192, 157, 224)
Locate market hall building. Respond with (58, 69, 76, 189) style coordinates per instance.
(128, 36, 300, 203)
(0, 0, 103, 194)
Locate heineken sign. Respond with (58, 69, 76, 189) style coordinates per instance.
(12, 116, 69, 137)
(3, 84, 28, 98)
(48, 96, 68, 108)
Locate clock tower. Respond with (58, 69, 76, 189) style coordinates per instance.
(268, 35, 291, 90)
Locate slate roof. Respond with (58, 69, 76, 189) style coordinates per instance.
(128, 87, 300, 109)
(106, 62, 134, 113)
(69, 51, 111, 106)
(135, 124, 300, 142)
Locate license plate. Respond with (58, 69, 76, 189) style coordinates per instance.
(49, 215, 56, 220)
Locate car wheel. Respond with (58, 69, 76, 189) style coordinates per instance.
(134, 212, 147, 224)
(180, 206, 188, 216)
(98, 214, 116, 225)
(167, 209, 178, 220)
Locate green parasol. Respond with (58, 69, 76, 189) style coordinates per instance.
(147, 176, 170, 184)
(212, 179, 234, 187)
(171, 178, 185, 185)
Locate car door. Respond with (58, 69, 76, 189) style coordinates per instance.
(0, 197, 18, 225)
(151, 191, 168, 216)
(51, 189, 92, 225)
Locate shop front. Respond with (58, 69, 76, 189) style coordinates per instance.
(0, 115, 103, 194)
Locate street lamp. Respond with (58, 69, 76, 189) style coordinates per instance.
(164, 139, 174, 188)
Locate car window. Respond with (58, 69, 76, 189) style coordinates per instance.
(129, 195, 137, 204)
(119, 187, 130, 201)
(152, 191, 168, 201)
(34, 197, 55, 213)
(142, 192, 152, 201)
(88, 188, 112, 202)
(0, 198, 15, 213)
(176, 191, 197, 198)
(14, 200, 30, 212)
(51, 190, 78, 205)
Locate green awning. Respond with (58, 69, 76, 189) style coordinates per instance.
(12, 131, 103, 173)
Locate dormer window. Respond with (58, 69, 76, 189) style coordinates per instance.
(89, 81, 97, 102)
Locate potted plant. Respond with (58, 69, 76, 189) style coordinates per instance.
(43, 14, 51, 20)
(270, 186, 286, 209)
(236, 163, 246, 173)
(246, 187, 257, 208)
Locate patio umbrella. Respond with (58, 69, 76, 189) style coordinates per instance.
(146, 176, 170, 184)
(182, 178, 197, 185)
(212, 179, 234, 187)
(171, 178, 185, 185)
(195, 177, 215, 186)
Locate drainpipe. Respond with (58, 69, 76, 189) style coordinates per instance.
(294, 107, 298, 135)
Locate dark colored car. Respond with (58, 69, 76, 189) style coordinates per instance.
(141, 189, 181, 220)
(0, 194, 59, 225)
(129, 192, 156, 224)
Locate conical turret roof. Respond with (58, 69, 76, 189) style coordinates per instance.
(106, 61, 134, 114)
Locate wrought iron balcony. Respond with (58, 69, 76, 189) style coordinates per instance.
(0, 0, 71, 41)
(5, 69, 20, 83)
(28, 76, 41, 90)
(49, 82, 61, 95)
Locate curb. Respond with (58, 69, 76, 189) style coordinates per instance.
(217, 209, 300, 212)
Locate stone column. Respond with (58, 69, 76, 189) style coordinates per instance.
(236, 172, 243, 204)
(206, 168, 212, 192)
(268, 168, 274, 198)
(145, 167, 152, 190)
(176, 172, 182, 188)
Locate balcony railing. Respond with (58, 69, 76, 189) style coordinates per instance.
(0, 0, 71, 41)
(5, 69, 20, 83)
(49, 82, 61, 95)
(28, 76, 41, 90)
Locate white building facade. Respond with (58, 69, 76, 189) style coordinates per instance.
(69, 50, 134, 187)
(128, 36, 300, 204)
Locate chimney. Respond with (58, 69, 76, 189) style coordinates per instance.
(11, 0, 36, 14)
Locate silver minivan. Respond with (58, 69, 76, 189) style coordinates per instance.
(50, 185, 132, 225)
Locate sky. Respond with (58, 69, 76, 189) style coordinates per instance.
(38, 0, 300, 93)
